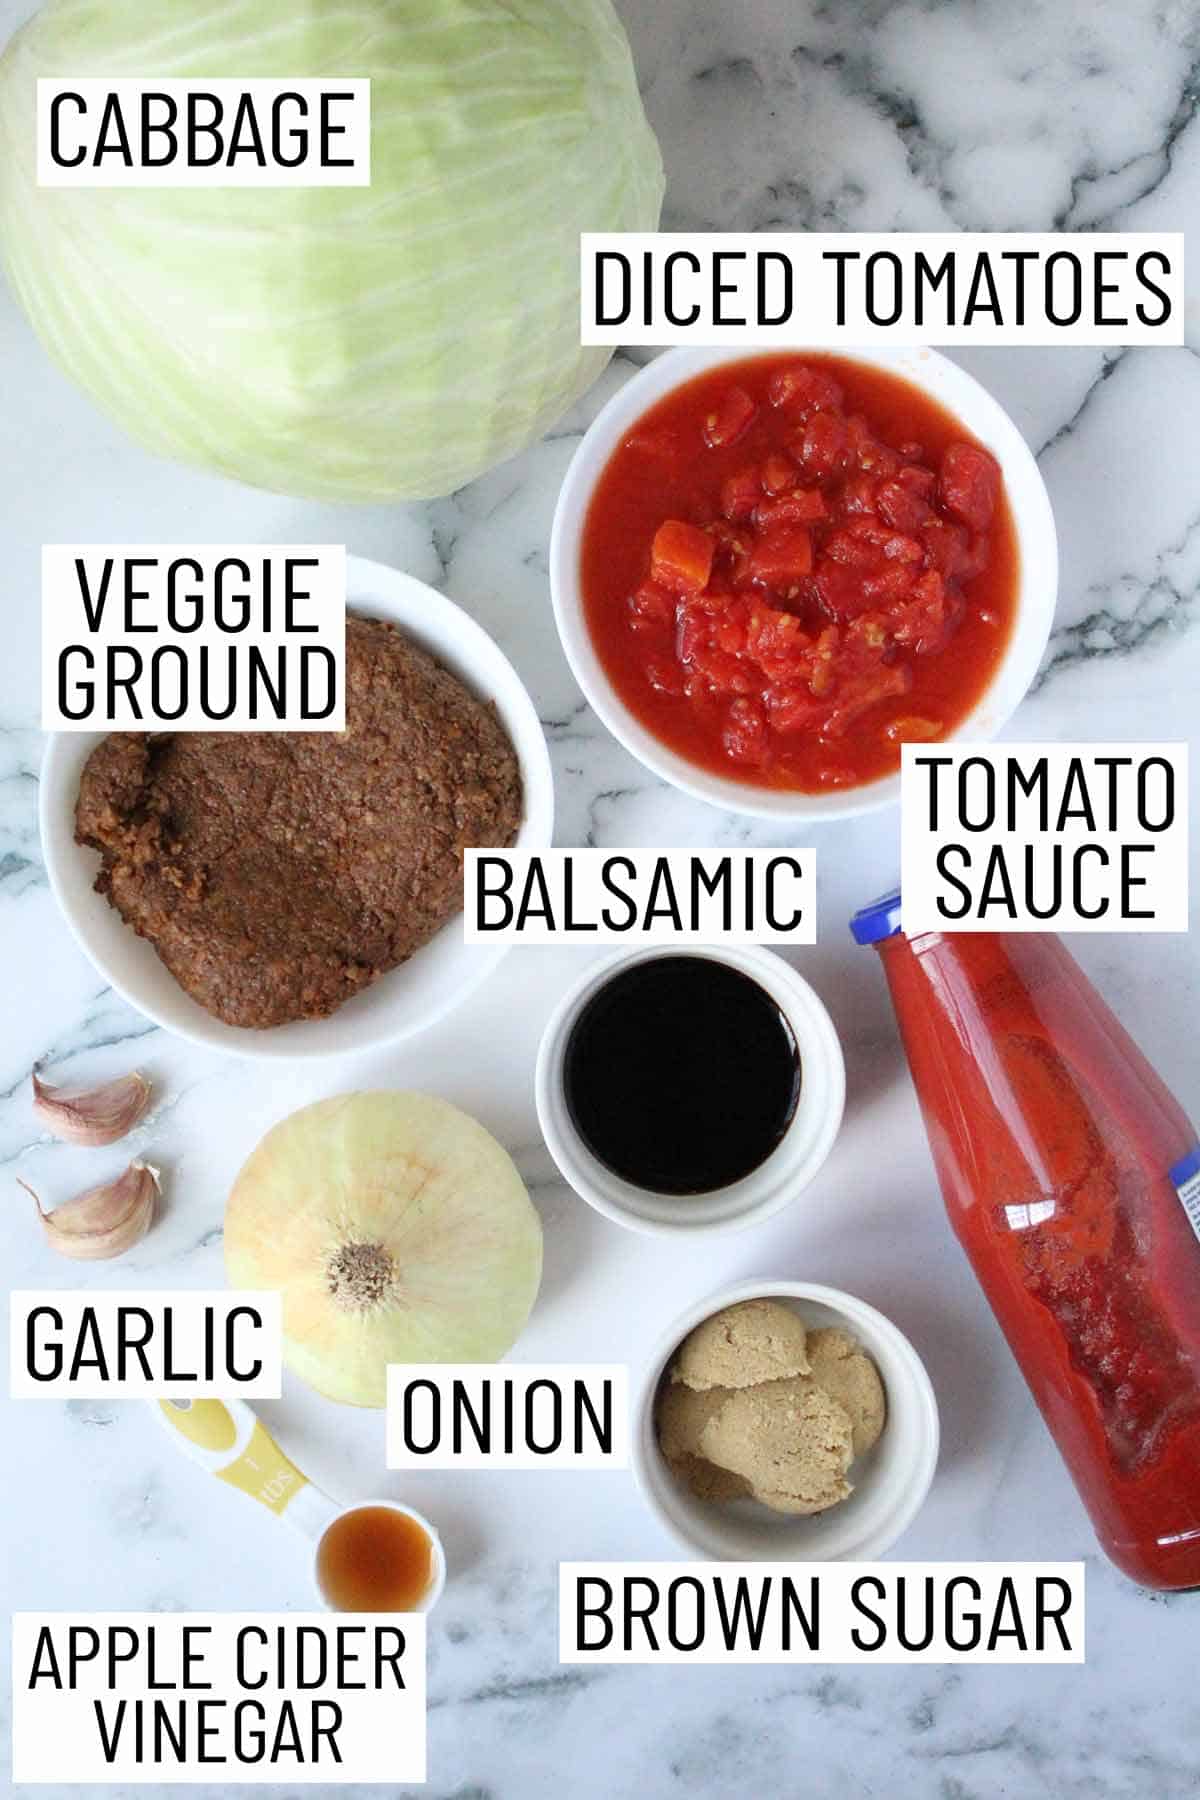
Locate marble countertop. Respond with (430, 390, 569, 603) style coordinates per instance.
(2, 0, 1199, 1794)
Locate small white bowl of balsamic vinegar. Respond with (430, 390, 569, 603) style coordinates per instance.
(534, 945, 845, 1236)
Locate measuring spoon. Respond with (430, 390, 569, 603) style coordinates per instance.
(150, 1396, 446, 1614)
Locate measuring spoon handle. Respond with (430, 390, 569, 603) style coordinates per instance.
(148, 1397, 338, 1538)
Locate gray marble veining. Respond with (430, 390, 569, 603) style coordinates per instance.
(1, 0, 1198, 1795)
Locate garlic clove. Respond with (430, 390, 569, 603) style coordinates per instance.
(32, 1069, 152, 1147)
(21, 1161, 160, 1261)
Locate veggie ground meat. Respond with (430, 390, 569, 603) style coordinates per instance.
(74, 616, 523, 1028)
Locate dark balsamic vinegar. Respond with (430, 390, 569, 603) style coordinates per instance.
(562, 955, 801, 1195)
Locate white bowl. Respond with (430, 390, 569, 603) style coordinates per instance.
(311, 1499, 447, 1616)
(633, 1279, 940, 1562)
(549, 345, 1058, 821)
(534, 945, 844, 1236)
(40, 556, 554, 1060)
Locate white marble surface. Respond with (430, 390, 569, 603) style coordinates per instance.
(2, 0, 1199, 1794)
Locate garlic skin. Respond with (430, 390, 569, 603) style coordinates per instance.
(32, 1069, 152, 1147)
(21, 1161, 160, 1261)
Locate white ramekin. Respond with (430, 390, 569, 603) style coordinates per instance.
(40, 555, 554, 1060)
(534, 945, 844, 1236)
(549, 344, 1058, 821)
(633, 1279, 940, 1562)
(311, 1499, 447, 1616)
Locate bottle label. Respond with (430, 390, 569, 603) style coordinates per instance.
(1170, 1147, 1200, 1244)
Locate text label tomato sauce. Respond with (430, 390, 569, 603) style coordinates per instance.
(580, 354, 1019, 792)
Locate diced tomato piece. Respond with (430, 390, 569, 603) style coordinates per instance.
(922, 530, 987, 585)
(650, 519, 714, 593)
(940, 442, 1000, 532)
(721, 466, 761, 522)
(722, 697, 770, 764)
(815, 560, 874, 621)
(745, 606, 812, 683)
(800, 625, 836, 696)
(842, 473, 879, 516)
(766, 684, 824, 732)
(753, 489, 828, 530)
(761, 453, 798, 496)
(861, 563, 918, 605)
(845, 518, 923, 562)
(845, 413, 872, 454)
(747, 605, 808, 658)
(856, 438, 900, 479)
(747, 526, 813, 590)
(644, 656, 685, 696)
(882, 533, 923, 563)
(897, 463, 937, 498)
(920, 518, 973, 582)
(768, 364, 844, 414)
(794, 487, 830, 521)
(629, 580, 676, 624)
(703, 386, 756, 449)
(822, 663, 912, 737)
(847, 517, 891, 545)
(877, 478, 934, 533)
(823, 530, 880, 569)
(687, 583, 733, 616)
(845, 414, 894, 472)
(842, 613, 892, 664)
(677, 596, 752, 662)
(913, 565, 947, 616)
(691, 649, 754, 696)
(713, 610, 750, 655)
(889, 570, 947, 651)
(798, 411, 850, 478)
(898, 441, 924, 461)
(884, 715, 944, 743)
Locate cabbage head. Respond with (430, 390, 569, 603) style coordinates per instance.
(0, 0, 663, 500)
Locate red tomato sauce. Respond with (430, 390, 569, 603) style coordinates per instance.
(580, 354, 1019, 792)
(877, 930, 1200, 1590)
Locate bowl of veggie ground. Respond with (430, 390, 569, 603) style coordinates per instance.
(40, 557, 554, 1060)
(550, 346, 1057, 821)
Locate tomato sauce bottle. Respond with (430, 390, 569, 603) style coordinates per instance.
(851, 891, 1200, 1589)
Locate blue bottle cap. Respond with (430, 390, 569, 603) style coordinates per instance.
(849, 887, 903, 945)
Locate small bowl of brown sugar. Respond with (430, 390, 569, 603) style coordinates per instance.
(41, 557, 554, 1059)
(633, 1280, 939, 1562)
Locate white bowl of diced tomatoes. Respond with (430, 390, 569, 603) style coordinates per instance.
(549, 346, 1057, 819)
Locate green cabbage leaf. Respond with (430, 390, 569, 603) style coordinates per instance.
(0, 0, 663, 500)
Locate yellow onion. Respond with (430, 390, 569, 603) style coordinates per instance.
(224, 1092, 542, 1407)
